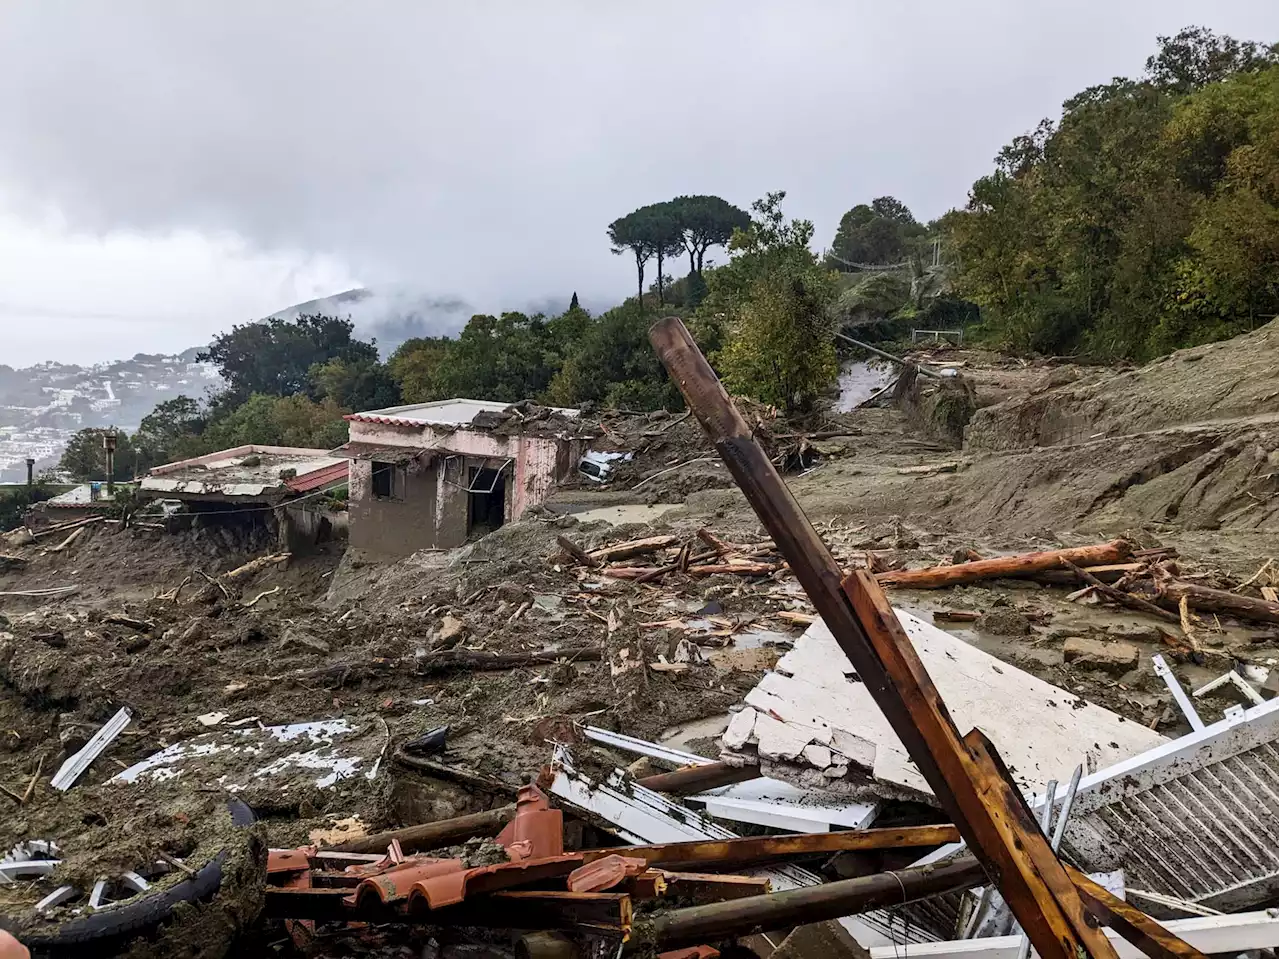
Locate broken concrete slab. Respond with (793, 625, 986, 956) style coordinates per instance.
(723, 611, 1165, 801)
(1062, 636, 1139, 675)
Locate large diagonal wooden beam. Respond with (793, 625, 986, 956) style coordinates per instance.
(649, 316, 1117, 959)
(1067, 865, 1209, 959)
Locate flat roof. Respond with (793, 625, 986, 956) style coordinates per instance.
(346, 398, 579, 428)
(140, 445, 347, 500)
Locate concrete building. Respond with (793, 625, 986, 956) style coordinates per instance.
(341, 399, 593, 556)
(139, 445, 349, 552)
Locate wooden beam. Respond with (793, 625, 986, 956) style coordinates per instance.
(1068, 865, 1209, 959)
(649, 316, 1119, 959)
(581, 825, 961, 869)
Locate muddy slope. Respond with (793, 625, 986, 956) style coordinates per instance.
(966, 319, 1279, 451)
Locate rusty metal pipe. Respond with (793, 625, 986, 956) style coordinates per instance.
(629, 856, 985, 952)
(636, 761, 761, 795)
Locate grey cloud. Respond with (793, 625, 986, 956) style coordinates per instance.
(0, 1, 1274, 324)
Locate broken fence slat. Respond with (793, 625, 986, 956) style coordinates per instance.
(50, 707, 132, 791)
(1152, 655, 1205, 732)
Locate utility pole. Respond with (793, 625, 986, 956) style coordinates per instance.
(24, 458, 34, 489)
(103, 429, 118, 497)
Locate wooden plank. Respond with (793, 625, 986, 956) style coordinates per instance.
(649, 316, 1119, 959)
(1068, 865, 1210, 959)
(637, 761, 761, 795)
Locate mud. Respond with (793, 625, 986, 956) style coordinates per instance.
(0, 324, 1273, 956)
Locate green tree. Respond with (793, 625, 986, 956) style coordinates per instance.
(545, 303, 681, 410)
(309, 357, 400, 412)
(944, 27, 1277, 358)
(58, 428, 150, 481)
(1145, 25, 1276, 93)
(388, 336, 453, 403)
(608, 211, 657, 304)
(702, 192, 839, 412)
(669, 195, 752, 276)
(199, 394, 348, 451)
(826, 197, 926, 268)
(134, 395, 206, 465)
(200, 313, 379, 404)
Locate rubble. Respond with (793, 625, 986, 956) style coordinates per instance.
(0, 320, 1271, 957)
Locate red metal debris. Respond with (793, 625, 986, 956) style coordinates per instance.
(567, 855, 650, 893)
(495, 784, 564, 860)
(267, 848, 313, 875)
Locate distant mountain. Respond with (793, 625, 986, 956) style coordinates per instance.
(269, 287, 474, 354)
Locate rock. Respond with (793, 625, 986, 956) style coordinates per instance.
(1105, 622, 1163, 643)
(180, 621, 207, 643)
(281, 627, 331, 655)
(1063, 636, 1139, 676)
(802, 743, 833, 768)
(978, 608, 1031, 635)
(33, 630, 65, 648)
(433, 614, 466, 649)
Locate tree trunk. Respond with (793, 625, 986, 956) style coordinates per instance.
(635, 250, 645, 305)
(875, 541, 1133, 589)
(657, 247, 666, 305)
(687, 245, 697, 277)
(1157, 579, 1279, 623)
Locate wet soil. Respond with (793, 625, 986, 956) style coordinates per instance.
(0, 324, 1273, 956)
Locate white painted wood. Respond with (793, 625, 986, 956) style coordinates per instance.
(867, 911, 1279, 959)
(51, 707, 132, 791)
(732, 612, 1164, 799)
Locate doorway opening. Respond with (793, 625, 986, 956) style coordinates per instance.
(466, 466, 506, 537)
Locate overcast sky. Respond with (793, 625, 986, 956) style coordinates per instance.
(0, 2, 1273, 367)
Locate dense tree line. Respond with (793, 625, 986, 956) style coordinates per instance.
(942, 27, 1278, 358)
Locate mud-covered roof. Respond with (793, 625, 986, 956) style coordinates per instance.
(346, 398, 580, 428)
(140, 445, 348, 500)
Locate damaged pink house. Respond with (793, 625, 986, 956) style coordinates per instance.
(341, 399, 594, 556)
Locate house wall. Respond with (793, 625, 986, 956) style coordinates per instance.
(279, 502, 348, 554)
(346, 420, 586, 556)
(347, 454, 441, 555)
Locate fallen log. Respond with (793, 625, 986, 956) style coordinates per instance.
(556, 535, 599, 568)
(223, 552, 291, 580)
(588, 535, 679, 564)
(695, 529, 736, 554)
(876, 541, 1132, 589)
(636, 761, 761, 795)
(1030, 563, 1146, 587)
(1157, 580, 1279, 624)
(331, 804, 516, 854)
(1062, 561, 1180, 625)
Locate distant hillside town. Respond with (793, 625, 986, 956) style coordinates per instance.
(0, 348, 221, 483)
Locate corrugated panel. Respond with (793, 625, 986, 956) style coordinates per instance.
(1068, 737, 1277, 910)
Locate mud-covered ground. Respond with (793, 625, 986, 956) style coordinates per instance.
(0, 322, 1275, 956)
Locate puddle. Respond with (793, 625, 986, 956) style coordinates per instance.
(836, 359, 896, 411)
(569, 504, 682, 526)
